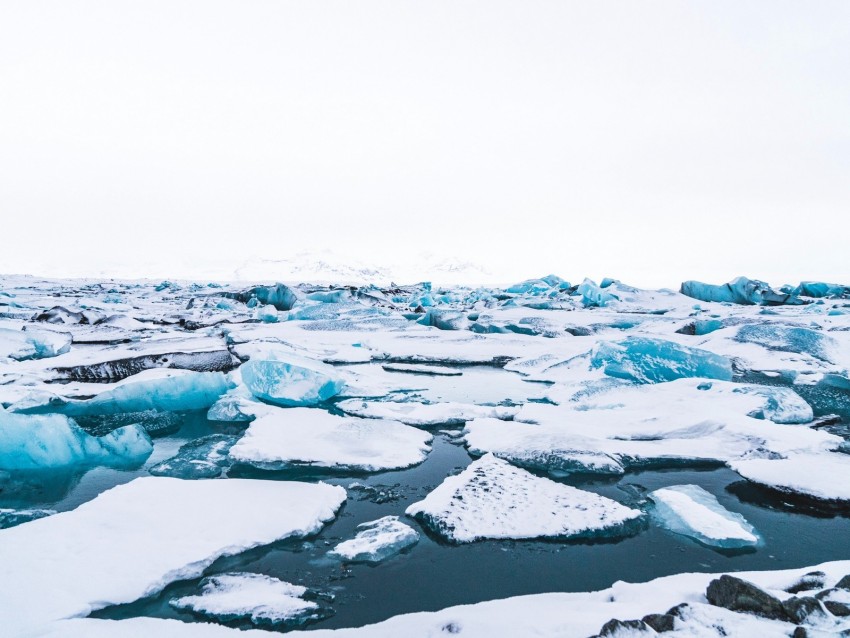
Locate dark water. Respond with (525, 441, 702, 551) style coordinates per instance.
(3, 367, 850, 633)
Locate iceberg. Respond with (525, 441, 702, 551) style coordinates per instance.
(590, 337, 733, 383)
(240, 357, 344, 407)
(649, 485, 760, 549)
(170, 572, 331, 629)
(0, 327, 71, 360)
(0, 477, 346, 636)
(149, 434, 238, 479)
(405, 454, 643, 543)
(229, 407, 432, 472)
(0, 411, 152, 470)
(680, 277, 804, 306)
(735, 324, 837, 363)
(731, 454, 850, 503)
(328, 515, 420, 563)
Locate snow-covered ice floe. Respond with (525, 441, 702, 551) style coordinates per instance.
(170, 572, 332, 629)
(649, 484, 760, 549)
(336, 399, 518, 427)
(0, 477, 346, 636)
(228, 407, 433, 472)
(731, 453, 850, 503)
(328, 515, 420, 563)
(405, 454, 643, 543)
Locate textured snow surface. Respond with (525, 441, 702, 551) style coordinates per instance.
(731, 453, 850, 502)
(328, 516, 420, 563)
(0, 477, 346, 636)
(649, 484, 760, 548)
(229, 407, 433, 472)
(406, 454, 643, 542)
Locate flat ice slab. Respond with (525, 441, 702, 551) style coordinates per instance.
(0, 477, 346, 636)
(381, 363, 462, 376)
(229, 407, 433, 472)
(328, 516, 420, 563)
(649, 484, 760, 549)
(731, 453, 850, 503)
(170, 572, 330, 629)
(405, 454, 642, 543)
(337, 399, 518, 427)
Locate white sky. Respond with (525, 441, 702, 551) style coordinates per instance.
(1, 1, 848, 288)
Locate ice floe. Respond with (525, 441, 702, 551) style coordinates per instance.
(731, 453, 850, 503)
(328, 515, 420, 563)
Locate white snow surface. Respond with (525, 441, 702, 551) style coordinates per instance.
(731, 453, 850, 502)
(405, 454, 643, 543)
(0, 477, 346, 636)
(228, 407, 433, 472)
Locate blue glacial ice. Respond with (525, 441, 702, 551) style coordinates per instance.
(241, 357, 344, 407)
(0, 411, 152, 470)
(0, 508, 56, 529)
(680, 276, 805, 306)
(206, 386, 259, 422)
(221, 283, 298, 311)
(577, 278, 618, 307)
(0, 327, 71, 361)
(328, 515, 419, 563)
(735, 324, 837, 363)
(788, 281, 850, 299)
(149, 434, 239, 479)
(590, 337, 733, 383)
(649, 484, 760, 549)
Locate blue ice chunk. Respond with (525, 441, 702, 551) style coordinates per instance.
(306, 289, 350, 303)
(241, 358, 344, 407)
(649, 484, 760, 549)
(694, 319, 724, 335)
(207, 387, 257, 422)
(541, 274, 571, 290)
(417, 309, 466, 330)
(731, 385, 813, 424)
(577, 278, 618, 307)
(735, 324, 836, 363)
(222, 283, 298, 311)
(149, 434, 238, 479)
(791, 281, 850, 299)
(599, 277, 618, 288)
(680, 277, 805, 306)
(506, 279, 552, 295)
(0, 508, 56, 529)
(0, 411, 152, 470)
(254, 305, 279, 323)
(591, 337, 733, 383)
(0, 327, 71, 361)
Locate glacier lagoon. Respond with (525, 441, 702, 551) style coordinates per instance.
(1, 274, 850, 636)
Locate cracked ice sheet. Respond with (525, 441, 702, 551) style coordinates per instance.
(0, 477, 345, 637)
(41, 560, 850, 637)
(463, 378, 839, 475)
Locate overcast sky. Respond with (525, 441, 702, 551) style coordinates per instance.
(1, 1, 848, 287)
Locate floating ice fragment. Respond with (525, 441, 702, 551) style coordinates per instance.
(170, 572, 331, 629)
(0, 327, 71, 361)
(0, 411, 151, 470)
(229, 407, 432, 472)
(328, 516, 419, 563)
(590, 337, 733, 383)
(405, 454, 643, 543)
(337, 399, 518, 427)
(649, 485, 760, 549)
(241, 357, 344, 407)
(731, 454, 850, 503)
(149, 434, 238, 479)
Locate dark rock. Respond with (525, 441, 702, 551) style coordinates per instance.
(705, 575, 788, 620)
(51, 350, 237, 382)
(836, 574, 850, 590)
(792, 627, 809, 638)
(641, 612, 675, 632)
(665, 603, 691, 618)
(783, 596, 826, 623)
(824, 600, 850, 617)
(675, 322, 696, 335)
(786, 571, 827, 594)
(598, 618, 652, 636)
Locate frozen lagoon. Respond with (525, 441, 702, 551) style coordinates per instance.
(1, 274, 850, 635)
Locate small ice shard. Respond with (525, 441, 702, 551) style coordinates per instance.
(731, 453, 850, 503)
(735, 324, 837, 363)
(229, 407, 432, 472)
(170, 572, 331, 629)
(381, 363, 463, 376)
(590, 337, 733, 383)
(649, 485, 760, 549)
(680, 277, 804, 306)
(241, 357, 344, 407)
(0, 411, 151, 470)
(0, 327, 71, 361)
(337, 399, 518, 427)
(149, 434, 238, 479)
(0, 508, 56, 529)
(221, 283, 298, 311)
(405, 454, 643, 543)
(328, 515, 419, 563)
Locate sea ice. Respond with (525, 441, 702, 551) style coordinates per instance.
(0, 411, 151, 470)
(0, 326, 71, 361)
(731, 453, 850, 503)
(590, 337, 733, 383)
(229, 407, 432, 472)
(0, 508, 56, 529)
(170, 572, 330, 629)
(328, 515, 419, 563)
(149, 434, 239, 479)
(336, 399, 518, 427)
(649, 484, 760, 549)
(405, 454, 643, 543)
(240, 356, 345, 407)
(0, 477, 346, 636)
